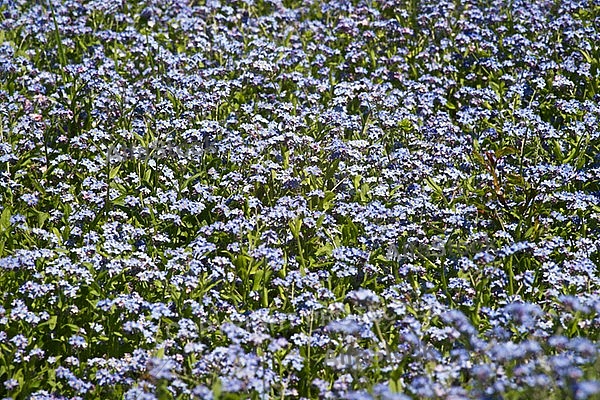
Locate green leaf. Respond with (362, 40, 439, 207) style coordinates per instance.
(352, 174, 362, 191)
(51, 228, 63, 245)
(425, 177, 442, 193)
(36, 211, 50, 228)
(289, 217, 302, 238)
(61, 226, 70, 242)
(48, 315, 58, 330)
(0, 207, 10, 232)
(496, 146, 517, 158)
(553, 140, 564, 162)
(315, 213, 326, 229)
(109, 164, 121, 179)
(389, 379, 402, 393)
(64, 324, 80, 333)
(579, 48, 593, 64)
(315, 244, 333, 257)
(212, 379, 222, 399)
(144, 168, 152, 183)
(359, 182, 370, 202)
(252, 270, 265, 291)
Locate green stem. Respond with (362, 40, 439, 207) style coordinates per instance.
(47, 1, 67, 73)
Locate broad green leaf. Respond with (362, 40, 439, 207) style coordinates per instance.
(0, 207, 10, 231)
(109, 164, 121, 179)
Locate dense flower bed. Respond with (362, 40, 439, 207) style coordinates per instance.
(1, 0, 600, 398)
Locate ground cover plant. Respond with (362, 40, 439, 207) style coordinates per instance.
(1, 0, 600, 398)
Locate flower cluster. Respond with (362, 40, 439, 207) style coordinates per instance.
(1, 0, 600, 399)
